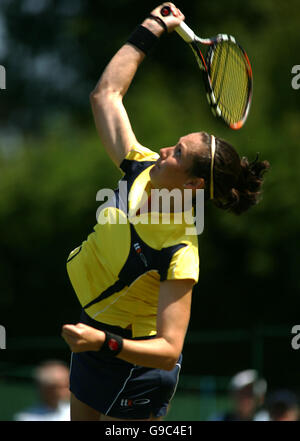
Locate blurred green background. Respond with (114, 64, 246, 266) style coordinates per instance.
(0, 0, 300, 421)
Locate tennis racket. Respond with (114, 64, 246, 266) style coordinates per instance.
(161, 6, 253, 130)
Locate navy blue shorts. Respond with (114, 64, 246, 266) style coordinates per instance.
(69, 311, 182, 419)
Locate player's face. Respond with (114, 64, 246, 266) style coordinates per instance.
(149, 132, 206, 191)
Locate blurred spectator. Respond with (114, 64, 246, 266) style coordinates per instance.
(266, 390, 299, 421)
(210, 369, 268, 421)
(14, 360, 70, 421)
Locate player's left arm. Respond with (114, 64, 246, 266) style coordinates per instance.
(62, 278, 193, 370)
(119, 278, 193, 370)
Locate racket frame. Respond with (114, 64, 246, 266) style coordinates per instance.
(160, 6, 253, 130)
(190, 34, 253, 130)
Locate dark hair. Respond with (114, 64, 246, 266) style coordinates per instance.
(267, 390, 299, 420)
(189, 132, 270, 215)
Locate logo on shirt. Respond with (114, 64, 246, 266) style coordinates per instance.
(134, 242, 148, 267)
(120, 398, 150, 407)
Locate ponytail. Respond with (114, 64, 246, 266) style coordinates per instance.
(190, 132, 270, 215)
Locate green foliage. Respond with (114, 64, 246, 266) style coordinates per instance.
(0, 127, 120, 331)
(0, 1, 300, 385)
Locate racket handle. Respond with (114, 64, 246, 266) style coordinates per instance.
(175, 22, 196, 43)
(160, 6, 195, 43)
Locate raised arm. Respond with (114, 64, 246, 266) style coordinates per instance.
(62, 278, 194, 371)
(90, 4, 185, 167)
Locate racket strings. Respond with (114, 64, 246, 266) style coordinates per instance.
(209, 41, 250, 124)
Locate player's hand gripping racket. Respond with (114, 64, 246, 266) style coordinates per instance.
(161, 6, 253, 130)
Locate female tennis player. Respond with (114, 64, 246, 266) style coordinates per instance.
(62, 3, 269, 421)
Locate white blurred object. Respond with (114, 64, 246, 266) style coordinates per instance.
(14, 400, 70, 421)
(230, 369, 267, 397)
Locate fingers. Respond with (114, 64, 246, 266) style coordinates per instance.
(61, 323, 104, 353)
(175, 8, 185, 21)
(62, 323, 86, 334)
(62, 325, 84, 353)
(62, 324, 80, 337)
(61, 324, 83, 348)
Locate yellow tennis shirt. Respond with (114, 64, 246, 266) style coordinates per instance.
(67, 144, 199, 337)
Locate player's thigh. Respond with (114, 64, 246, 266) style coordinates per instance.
(71, 392, 101, 421)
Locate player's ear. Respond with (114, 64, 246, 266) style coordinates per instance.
(184, 177, 204, 190)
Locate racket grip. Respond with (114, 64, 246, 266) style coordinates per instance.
(160, 6, 195, 43)
(175, 22, 196, 43)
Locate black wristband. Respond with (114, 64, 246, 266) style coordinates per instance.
(148, 14, 168, 33)
(100, 331, 123, 357)
(127, 25, 159, 55)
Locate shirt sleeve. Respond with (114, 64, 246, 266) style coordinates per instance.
(119, 143, 159, 175)
(166, 243, 200, 284)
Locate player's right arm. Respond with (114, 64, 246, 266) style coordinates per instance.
(90, 44, 146, 167)
(90, 4, 184, 167)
